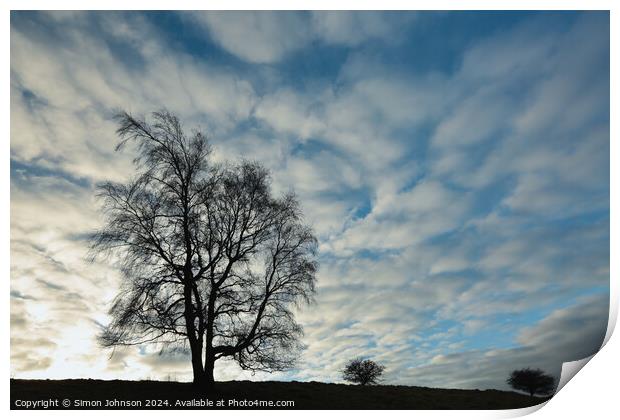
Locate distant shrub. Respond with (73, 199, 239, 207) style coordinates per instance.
(342, 358, 385, 385)
(506, 368, 555, 397)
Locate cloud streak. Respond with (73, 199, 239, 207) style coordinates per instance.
(186, 11, 412, 63)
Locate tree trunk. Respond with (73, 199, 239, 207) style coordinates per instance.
(190, 342, 205, 387)
(183, 279, 204, 388)
(203, 283, 217, 392)
(203, 353, 215, 391)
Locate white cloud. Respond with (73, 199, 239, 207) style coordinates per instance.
(10, 12, 258, 182)
(431, 88, 512, 148)
(254, 88, 325, 139)
(327, 180, 471, 254)
(187, 11, 408, 64)
(188, 12, 312, 64)
(310, 12, 402, 46)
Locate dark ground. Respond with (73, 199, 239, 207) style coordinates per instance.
(10, 379, 550, 410)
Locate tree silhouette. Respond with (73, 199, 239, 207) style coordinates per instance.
(342, 358, 385, 385)
(90, 111, 318, 389)
(506, 368, 555, 397)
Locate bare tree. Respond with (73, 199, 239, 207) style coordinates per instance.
(342, 358, 385, 385)
(506, 368, 555, 397)
(90, 111, 318, 389)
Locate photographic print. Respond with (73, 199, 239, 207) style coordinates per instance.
(9, 10, 610, 411)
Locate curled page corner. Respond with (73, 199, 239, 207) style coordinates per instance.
(549, 290, 619, 395)
(551, 290, 620, 395)
(602, 288, 618, 347)
(511, 298, 616, 416)
(493, 400, 551, 419)
(555, 355, 595, 394)
(495, 355, 599, 419)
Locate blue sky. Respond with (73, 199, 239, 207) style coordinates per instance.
(10, 11, 609, 390)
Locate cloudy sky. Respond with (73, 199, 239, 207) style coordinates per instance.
(10, 11, 609, 391)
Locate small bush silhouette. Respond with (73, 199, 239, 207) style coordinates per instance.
(342, 358, 385, 385)
(507, 368, 555, 397)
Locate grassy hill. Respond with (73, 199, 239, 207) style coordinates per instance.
(10, 379, 550, 410)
